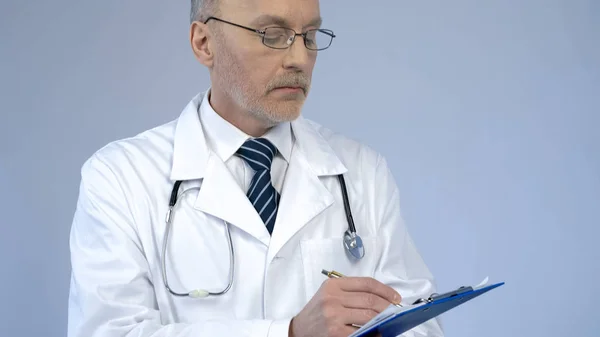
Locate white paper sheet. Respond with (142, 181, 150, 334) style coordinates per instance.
(473, 276, 489, 290)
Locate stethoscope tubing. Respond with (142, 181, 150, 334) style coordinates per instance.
(162, 173, 362, 298)
(337, 174, 357, 234)
(162, 185, 235, 298)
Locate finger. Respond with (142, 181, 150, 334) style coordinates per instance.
(340, 307, 380, 326)
(323, 320, 359, 337)
(337, 277, 402, 305)
(340, 292, 391, 313)
(335, 325, 359, 337)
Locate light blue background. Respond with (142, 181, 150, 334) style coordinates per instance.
(1, 1, 598, 336)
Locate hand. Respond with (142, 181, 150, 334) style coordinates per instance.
(289, 277, 401, 337)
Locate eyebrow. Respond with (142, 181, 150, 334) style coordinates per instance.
(250, 14, 323, 30)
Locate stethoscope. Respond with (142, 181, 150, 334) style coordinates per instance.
(161, 174, 364, 298)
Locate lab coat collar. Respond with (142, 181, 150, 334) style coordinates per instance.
(289, 115, 347, 176)
(170, 90, 347, 181)
(170, 92, 209, 181)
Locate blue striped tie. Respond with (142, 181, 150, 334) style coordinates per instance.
(236, 138, 279, 234)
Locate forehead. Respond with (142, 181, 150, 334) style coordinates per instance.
(221, 0, 321, 27)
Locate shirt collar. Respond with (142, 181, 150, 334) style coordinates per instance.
(199, 88, 293, 163)
(170, 90, 347, 181)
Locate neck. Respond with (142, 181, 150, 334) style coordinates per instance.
(208, 87, 272, 137)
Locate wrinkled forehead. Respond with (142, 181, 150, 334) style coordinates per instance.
(220, 0, 322, 29)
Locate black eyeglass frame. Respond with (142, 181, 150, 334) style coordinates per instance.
(203, 16, 336, 51)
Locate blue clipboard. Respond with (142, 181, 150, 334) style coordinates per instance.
(351, 281, 505, 337)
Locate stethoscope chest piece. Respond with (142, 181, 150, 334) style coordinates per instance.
(344, 229, 365, 259)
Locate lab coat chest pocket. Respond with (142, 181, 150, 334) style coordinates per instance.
(299, 236, 378, 302)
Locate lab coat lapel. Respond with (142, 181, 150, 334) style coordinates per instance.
(194, 152, 271, 246)
(267, 117, 348, 262)
(267, 148, 333, 262)
(170, 91, 270, 246)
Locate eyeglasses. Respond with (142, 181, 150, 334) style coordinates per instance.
(204, 17, 336, 51)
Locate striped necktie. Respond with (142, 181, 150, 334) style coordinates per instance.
(236, 138, 279, 234)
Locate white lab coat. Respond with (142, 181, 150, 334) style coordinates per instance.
(67, 91, 444, 337)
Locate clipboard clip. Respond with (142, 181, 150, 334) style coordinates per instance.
(412, 286, 473, 305)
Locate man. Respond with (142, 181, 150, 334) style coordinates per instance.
(67, 0, 444, 336)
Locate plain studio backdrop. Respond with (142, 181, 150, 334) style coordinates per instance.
(0, 0, 598, 336)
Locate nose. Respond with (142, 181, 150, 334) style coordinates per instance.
(282, 35, 314, 71)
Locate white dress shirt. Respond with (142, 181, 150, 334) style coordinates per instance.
(199, 89, 294, 196)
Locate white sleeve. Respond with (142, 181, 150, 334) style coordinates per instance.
(371, 155, 445, 337)
(67, 153, 290, 337)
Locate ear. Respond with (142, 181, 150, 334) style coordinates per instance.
(190, 21, 214, 68)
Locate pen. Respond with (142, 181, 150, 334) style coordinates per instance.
(321, 269, 345, 278)
(321, 269, 403, 307)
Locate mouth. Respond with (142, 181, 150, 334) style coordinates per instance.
(273, 86, 305, 94)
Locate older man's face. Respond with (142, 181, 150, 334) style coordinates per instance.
(210, 0, 322, 125)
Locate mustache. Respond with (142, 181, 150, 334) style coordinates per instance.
(267, 74, 310, 92)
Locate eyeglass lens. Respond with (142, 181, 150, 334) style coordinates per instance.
(263, 28, 333, 50)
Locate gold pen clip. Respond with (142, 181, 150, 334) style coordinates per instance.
(321, 269, 344, 278)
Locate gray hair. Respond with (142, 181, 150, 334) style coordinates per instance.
(190, 0, 220, 24)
